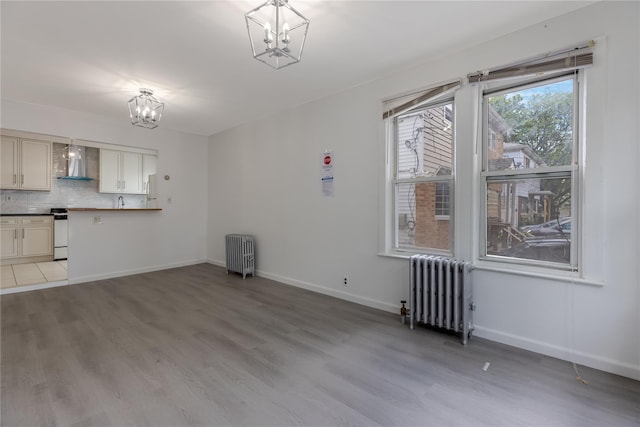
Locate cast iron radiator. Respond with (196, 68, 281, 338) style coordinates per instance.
(409, 255, 474, 344)
(225, 234, 255, 279)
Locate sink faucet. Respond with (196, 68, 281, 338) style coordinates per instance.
(117, 195, 125, 209)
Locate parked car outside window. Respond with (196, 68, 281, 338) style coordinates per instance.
(501, 237, 570, 263)
(522, 217, 571, 237)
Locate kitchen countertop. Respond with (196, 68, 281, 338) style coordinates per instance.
(1, 213, 54, 216)
(67, 208, 162, 211)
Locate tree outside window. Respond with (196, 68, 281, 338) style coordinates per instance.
(483, 76, 576, 267)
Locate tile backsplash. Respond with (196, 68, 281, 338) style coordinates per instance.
(0, 143, 148, 214)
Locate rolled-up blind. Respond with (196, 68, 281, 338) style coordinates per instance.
(382, 79, 461, 120)
(468, 40, 594, 83)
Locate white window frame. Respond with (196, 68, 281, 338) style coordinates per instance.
(479, 72, 581, 271)
(390, 98, 455, 256)
(443, 104, 453, 128)
(435, 181, 451, 219)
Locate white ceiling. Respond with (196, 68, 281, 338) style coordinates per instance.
(1, 1, 593, 136)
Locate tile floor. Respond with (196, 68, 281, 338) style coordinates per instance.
(1, 261, 67, 288)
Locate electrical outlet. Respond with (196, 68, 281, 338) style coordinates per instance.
(343, 277, 348, 286)
(93, 216, 102, 224)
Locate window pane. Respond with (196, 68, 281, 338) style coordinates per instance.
(396, 182, 450, 251)
(486, 177, 571, 265)
(435, 182, 450, 216)
(396, 102, 453, 179)
(486, 78, 573, 171)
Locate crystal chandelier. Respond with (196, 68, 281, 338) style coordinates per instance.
(245, 0, 310, 69)
(128, 88, 164, 129)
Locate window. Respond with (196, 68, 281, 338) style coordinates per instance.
(481, 74, 578, 269)
(392, 100, 454, 252)
(435, 182, 450, 217)
(443, 104, 452, 128)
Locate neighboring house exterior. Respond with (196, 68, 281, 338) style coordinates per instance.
(485, 106, 570, 253)
(396, 104, 452, 250)
(501, 143, 546, 229)
(396, 102, 566, 253)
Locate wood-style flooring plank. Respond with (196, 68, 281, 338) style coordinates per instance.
(2, 263, 639, 427)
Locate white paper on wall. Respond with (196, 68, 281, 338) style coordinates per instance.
(321, 150, 334, 196)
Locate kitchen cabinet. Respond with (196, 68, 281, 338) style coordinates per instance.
(0, 219, 19, 259)
(0, 216, 53, 262)
(99, 149, 143, 194)
(0, 136, 52, 191)
(142, 154, 157, 194)
(22, 217, 54, 257)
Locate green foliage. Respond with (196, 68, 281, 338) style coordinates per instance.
(488, 91, 573, 166)
(488, 84, 574, 217)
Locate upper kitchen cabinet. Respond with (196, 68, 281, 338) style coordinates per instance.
(1, 136, 52, 191)
(99, 148, 143, 194)
(142, 154, 157, 194)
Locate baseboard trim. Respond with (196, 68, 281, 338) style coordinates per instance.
(207, 258, 398, 313)
(473, 326, 640, 381)
(69, 259, 208, 285)
(208, 258, 639, 381)
(208, 259, 225, 268)
(0, 279, 69, 295)
(1, 260, 209, 295)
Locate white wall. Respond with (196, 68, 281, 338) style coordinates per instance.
(1, 99, 209, 282)
(208, 2, 640, 380)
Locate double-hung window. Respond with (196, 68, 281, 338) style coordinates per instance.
(385, 81, 458, 254)
(480, 74, 579, 269)
(471, 41, 593, 271)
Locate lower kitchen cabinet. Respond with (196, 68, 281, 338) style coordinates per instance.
(0, 221, 19, 258)
(0, 216, 53, 263)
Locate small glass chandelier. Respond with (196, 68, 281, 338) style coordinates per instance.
(128, 88, 164, 129)
(245, 0, 310, 69)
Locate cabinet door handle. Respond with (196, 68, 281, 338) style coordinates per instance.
(14, 230, 17, 240)
(122, 181, 125, 189)
(13, 174, 17, 184)
(22, 229, 25, 239)
(21, 174, 24, 185)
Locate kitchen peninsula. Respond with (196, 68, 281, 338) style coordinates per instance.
(67, 208, 162, 211)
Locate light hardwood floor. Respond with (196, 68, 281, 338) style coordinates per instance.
(1, 263, 638, 427)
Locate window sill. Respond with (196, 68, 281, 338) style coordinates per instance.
(378, 249, 453, 260)
(378, 251, 413, 260)
(378, 252, 604, 287)
(474, 263, 604, 287)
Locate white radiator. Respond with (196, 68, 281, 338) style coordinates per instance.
(409, 255, 474, 344)
(225, 234, 255, 279)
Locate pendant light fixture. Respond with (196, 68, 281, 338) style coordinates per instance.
(128, 88, 164, 129)
(245, 0, 310, 69)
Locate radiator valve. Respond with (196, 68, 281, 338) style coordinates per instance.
(400, 300, 409, 324)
